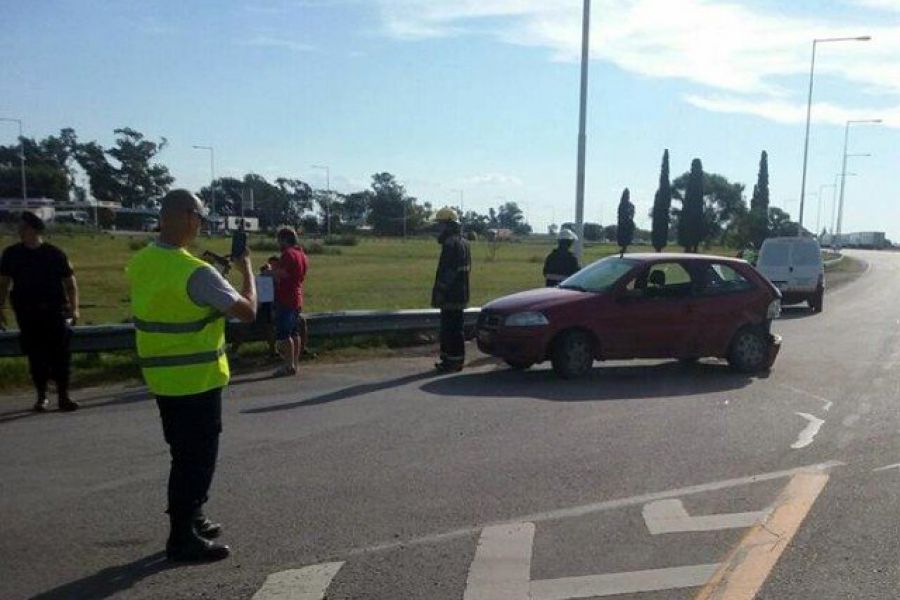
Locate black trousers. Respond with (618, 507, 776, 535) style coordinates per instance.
(156, 388, 223, 521)
(17, 311, 71, 400)
(439, 309, 465, 365)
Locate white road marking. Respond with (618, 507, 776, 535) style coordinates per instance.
(791, 412, 825, 449)
(251, 562, 344, 600)
(873, 463, 900, 473)
(463, 523, 534, 600)
(642, 499, 767, 535)
(531, 564, 721, 600)
(346, 461, 844, 557)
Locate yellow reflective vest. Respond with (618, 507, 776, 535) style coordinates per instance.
(126, 244, 229, 396)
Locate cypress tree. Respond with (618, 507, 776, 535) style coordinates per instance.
(617, 187, 635, 256)
(651, 149, 671, 252)
(749, 151, 770, 248)
(679, 159, 704, 253)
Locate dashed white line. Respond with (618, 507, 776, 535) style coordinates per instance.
(251, 562, 344, 600)
(873, 463, 900, 473)
(791, 412, 825, 449)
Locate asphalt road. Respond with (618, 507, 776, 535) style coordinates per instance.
(1, 250, 898, 600)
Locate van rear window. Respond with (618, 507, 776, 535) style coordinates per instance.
(793, 243, 821, 266)
(759, 243, 789, 267)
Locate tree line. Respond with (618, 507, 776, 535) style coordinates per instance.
(0, 127, 532, 237)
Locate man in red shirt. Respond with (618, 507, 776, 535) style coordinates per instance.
(271, 227, 308, 376)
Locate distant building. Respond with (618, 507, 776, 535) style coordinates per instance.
(0, 197, 56, 222)
(821, 231, 886, 249)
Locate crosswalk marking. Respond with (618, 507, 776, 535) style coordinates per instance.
(463, 523, 535, 600)
(251, 562, 344, 600)
(531, 564, 722, 600)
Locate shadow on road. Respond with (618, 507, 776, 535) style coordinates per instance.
(0, 389, 150, 426)
(778, 306, 818, 321)
(28, 551, 177, 600)
(241, 370, 439, 414)
(420, 361, 757, 403)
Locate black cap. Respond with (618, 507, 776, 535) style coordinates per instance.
(20, 211, 46, 232)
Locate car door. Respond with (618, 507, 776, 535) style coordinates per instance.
(604, 261, 697, 359)
(688, 262, 758, 356)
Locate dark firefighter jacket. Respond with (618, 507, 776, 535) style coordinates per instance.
(543, 248, 580, 286)
(431, 233, 471, 310)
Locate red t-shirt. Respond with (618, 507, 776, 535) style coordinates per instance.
(274, 246, 308, 309)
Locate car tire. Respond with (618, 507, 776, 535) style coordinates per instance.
(728, 327, 769, 373)
(551, 330, 594, 379)
(810, 287, 824, 313)
(504, 359, 533, 371)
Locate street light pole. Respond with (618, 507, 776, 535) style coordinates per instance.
(836, 119, 881, 246)
(192, 145, 215, 233)
(797, 35, 870, 235)
(311, 164, 331, 235)
(0, 117, 26, 201)
(573, 0, 591, 258)
(816, 183, 836, 235)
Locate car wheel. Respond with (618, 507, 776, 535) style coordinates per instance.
(504, 359, 533, 371)
(551, 330, 594, 379)
(810, 287, 824, 313)
(728, 327, 769, 373)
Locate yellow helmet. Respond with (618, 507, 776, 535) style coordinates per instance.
(435, 207, 460, 223)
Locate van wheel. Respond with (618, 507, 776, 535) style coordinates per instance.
(728, 328, 769, 373)
(810, 287, 824, 313)
(504, 359, 533, 371)
(551, 330, 594, 379)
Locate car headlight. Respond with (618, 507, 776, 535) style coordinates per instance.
(767, 299, 782, 320)
(505, 311, 549, 327)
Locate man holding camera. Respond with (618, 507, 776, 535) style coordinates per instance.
(127, 189, 257, 562)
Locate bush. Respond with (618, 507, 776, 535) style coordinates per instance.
(302, 241, 342, 255)
(324, 234, 359, 246)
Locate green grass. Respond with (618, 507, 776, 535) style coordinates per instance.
(0, 231, 733, 325)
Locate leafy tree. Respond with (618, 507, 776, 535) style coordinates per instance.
(678, 159, 704, 252)
(462, 210, 490, 236)
(616, 188, 635, 255)
(0, 128, 80, 201)
(768, 207, 798, 237)
(342, 190, 373, 226)
(583, 222, 604, 241)
(672, 165, 748, 249)
(367, 172, 426, 236)
(602, 224, 617, 241)
(749, 151, 770, 248)
(651, 149, 671, 252)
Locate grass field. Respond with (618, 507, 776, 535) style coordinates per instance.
(0, 230, 712, 326)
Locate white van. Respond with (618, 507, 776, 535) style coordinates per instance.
(757, 237, 825, 312)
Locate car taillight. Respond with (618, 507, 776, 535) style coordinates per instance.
(767, 298, 782, 320)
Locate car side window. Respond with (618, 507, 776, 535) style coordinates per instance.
(695, 263, 755, 296)
(624, 263, 693, 300)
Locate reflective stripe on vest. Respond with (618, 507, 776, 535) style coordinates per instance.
(133, 313, 221, 334)
(138, 346, 226, 369)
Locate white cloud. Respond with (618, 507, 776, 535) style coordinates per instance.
(242, 35, 316, 53)
(374, 0, 900, 124)
(850, 0, 900, 11)
(684, 94, 900, 128)
(462, 172, 524, 186)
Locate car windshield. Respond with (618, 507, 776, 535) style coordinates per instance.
(758, 243, 790, 267)
(559, 257, 637, 293)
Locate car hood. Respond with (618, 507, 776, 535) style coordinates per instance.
(483, 287, 595, 313)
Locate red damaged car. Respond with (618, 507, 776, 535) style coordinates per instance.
(476, 254, 782, 378)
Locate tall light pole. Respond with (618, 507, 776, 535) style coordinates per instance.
(192, 145, 215, 233)
(573, 0, 591, 258)
(0, 117, 26, 201)
(815, 183, 836, 235)
(797, 35, 871, 234)
(836, 119, 881, 245)
(831, 172, 855, 235)
(311, 164, 331, 235)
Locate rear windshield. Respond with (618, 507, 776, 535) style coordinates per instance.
(793, 242, 822, 266)
(758, 243, 790, 267)
(560, 257, 637, 293)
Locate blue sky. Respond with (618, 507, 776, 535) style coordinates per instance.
(1, 0, 897, 237)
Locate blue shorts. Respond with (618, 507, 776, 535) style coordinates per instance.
(274, 306, 301, 340)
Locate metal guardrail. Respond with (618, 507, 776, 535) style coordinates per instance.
(823, 254, 844, 268)
(0, 308, 482, 358)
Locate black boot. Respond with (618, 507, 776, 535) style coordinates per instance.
(33, 397, 49, 412)
(194, 513, 223, 539)
(166, 514, 230, 562)
(58, 398, 80, 412)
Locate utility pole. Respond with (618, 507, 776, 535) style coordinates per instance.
(573, 0, 591, 258)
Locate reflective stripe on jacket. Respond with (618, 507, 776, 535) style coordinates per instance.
(126, 244, 229, 396)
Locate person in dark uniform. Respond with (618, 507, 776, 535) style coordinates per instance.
(432, 207, 471, 373)
(0, 212, 80, 412)
(543, 228, 581, 286)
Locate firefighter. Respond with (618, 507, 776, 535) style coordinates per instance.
(431, 207, 471, 373)
(543, 228, 581, 286)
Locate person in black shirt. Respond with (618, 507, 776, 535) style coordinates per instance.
(543, 228, 581, 286)
(0, 212, 80, 412)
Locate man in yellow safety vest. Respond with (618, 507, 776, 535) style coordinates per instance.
(127, 189, 257, 562)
